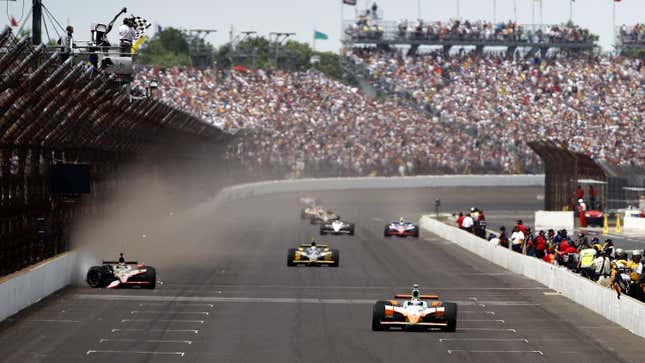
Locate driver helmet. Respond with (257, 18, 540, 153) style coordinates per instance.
(399, 217, 405, 224)
(310, 238, 316, 247)
(118, 253, 125, 264)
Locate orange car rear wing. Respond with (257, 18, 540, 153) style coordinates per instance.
(394, 294, 439, 300)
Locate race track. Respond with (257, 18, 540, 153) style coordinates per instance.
(0, 186, 643, 363)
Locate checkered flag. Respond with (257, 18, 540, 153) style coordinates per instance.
(132, 16, 151, 40)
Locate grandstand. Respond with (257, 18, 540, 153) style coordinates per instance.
(343, 17, 596, 58)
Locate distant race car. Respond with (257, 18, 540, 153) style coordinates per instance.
(310, 209, 340, 225)
(86, 254, 157, 289)
(287, 242, 339, 267)
(583, 210, 604, 227)
(371, 284, 457, 332)
(320, 219, 355, 235)
(301, 206, 325, 220)
(298, 196, 320, 207)
(384, 218, 419, 238)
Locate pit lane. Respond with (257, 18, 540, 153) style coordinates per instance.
(0, 187, 642, 362)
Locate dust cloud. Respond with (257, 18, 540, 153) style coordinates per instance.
(70, 140, 263, 286)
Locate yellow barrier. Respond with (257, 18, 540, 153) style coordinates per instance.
(602, 214, 609, 235)
(615, 213, 622, 233)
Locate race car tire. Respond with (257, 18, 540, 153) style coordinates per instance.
(310, 217, 317, 225)
(331, 249, 340, 267)
(144, 267, 156, 289)
(320, 227, 327, 235)
(372, 302, 386, 331)
(287, 248, 297, 267)
(413, 227, 420, 238)
(86, 266, 110, 288)
(300, 209, 306, 219)
(441, 302, 458, 332)
(384, 229, 390, 237)
(349, 224, 355, 235)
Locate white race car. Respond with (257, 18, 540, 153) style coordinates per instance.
(86, 254, 157, 289)
(320, 219, 355, 235)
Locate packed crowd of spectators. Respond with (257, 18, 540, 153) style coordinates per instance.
(457, 214, 645, 302)
(619, 24, 645, 44)
(134, 44, 643, 177)
(345, 18, 595, 44)
(135, 65, 545, 176)
(349, 49, 644, 167)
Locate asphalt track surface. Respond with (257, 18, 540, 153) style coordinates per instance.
(0, 186, 643, 363)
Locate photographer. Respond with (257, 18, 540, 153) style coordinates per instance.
(119, 17, 136, 55)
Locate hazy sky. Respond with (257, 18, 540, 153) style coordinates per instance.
(3, 0, 643, 53)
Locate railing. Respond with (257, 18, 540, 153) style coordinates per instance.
(616, 26, 645, 48)
(342, 20, 595, 48)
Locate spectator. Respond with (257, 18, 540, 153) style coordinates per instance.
(593, 250, 612, 285)
(534, 230, 547, 259)
(476, 210, 487, 238)
(524, 227, 535, 256)
(498, 226, 508, 248)
(461, 213, 474, 233)
(578, 242, 596, 279)
(515, 219, 527, 234)
(456, 211, 464, 228)
(510, 226, 524, 253)
(603, 239, 615, 259)
(588, 185, 597, 210)
(576, 185, 584, 201)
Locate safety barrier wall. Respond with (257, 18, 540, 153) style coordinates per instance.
(419, 216, 645, 338)
(0, 252, 76, 322)
(219, 174, 545, 201)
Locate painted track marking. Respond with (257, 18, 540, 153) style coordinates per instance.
(86, 350, 185, 356)
(99, 339, 192, 344)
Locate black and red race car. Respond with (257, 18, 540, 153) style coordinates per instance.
(384, 218, 419, 238)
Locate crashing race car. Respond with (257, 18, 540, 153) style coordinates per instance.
(384, 218, 419, 238)
(287, 241, 339, 267)
(372, 284, 457, 332)
(310, 209, 340, 225)
(86, 253, 156, 289)
(320, 219, 355, 235)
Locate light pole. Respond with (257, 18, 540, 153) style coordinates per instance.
(417, 0, 421, 19)
(457, 0, 460, 19)
(492, 0, 497, 24)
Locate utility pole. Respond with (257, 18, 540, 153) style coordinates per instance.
(32, 0, 42, 45)
(188, 29, 217, 69)
(269, 32, 295, 69)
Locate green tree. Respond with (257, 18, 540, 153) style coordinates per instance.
(138, 27, 191, 67)
(218, 36, 343, 80)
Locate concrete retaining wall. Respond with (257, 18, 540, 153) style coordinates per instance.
(419, 216, 645, 338)
(0, 252, 76, 322)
